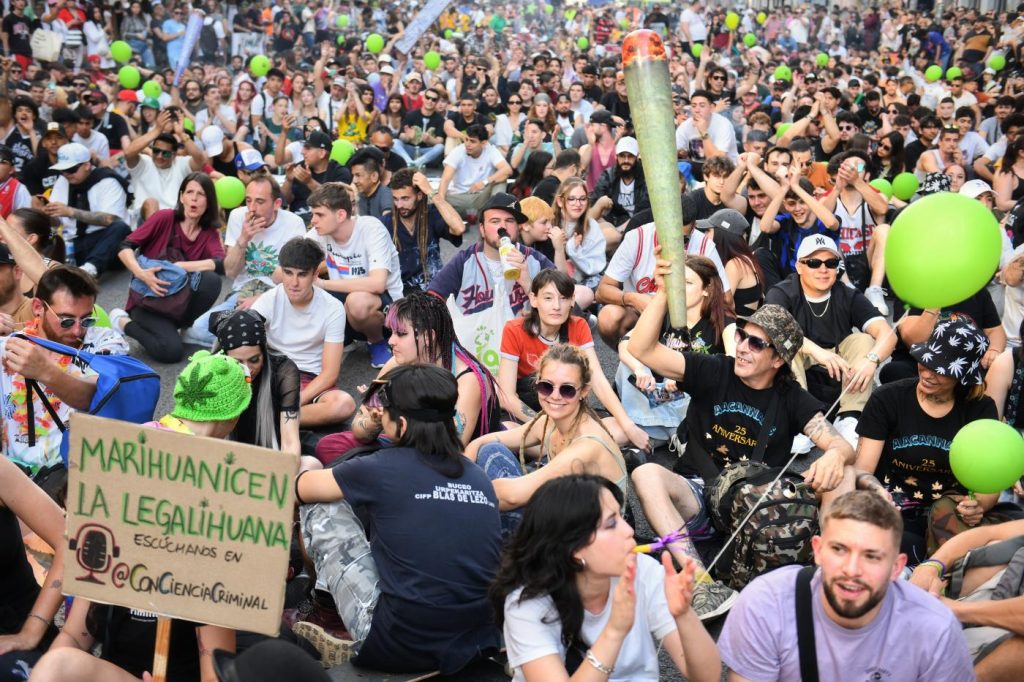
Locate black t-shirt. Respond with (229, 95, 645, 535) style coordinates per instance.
(332, 447, 501, 671)
(383, 204, 462, 291)
(680, 353, 824, 470)
(401, 110, 446, 147)
(289, 160, 352, 219)
(445, 112, 481, 134)
(4, 128, 35, 174)
(599, 92, 632, 126)
(231, 354, 300, 447)
(20, 152, 60, 196)
(97, 112, 131, 153)
(857, 378, 998, 509)
(765, 275, 883, 349)
(86, 605, 201, 681)
(384, 152, 407, 172)
(685, 187, 724, 222)
(892, 290, 1001, 361)
(532, 175, 560, 205)
(2, 14, 40, 57)
(904, 139, 930, 174)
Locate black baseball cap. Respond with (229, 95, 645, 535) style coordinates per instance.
(0, 146, 14, 165)
(480, 192, 528, 224)
(0, 243, 16, 265)
(304, 131, 332, 151)
(590, 110, 615, 127)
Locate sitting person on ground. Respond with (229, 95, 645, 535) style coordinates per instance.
(531, 148, 580, 205)
(466, 343, 631, 535)
(437, 123, 513, 223)
(764, 234, 895, 430)
(984, 319, 1024, 427)
(617, 255, 736, 443)
(703, 208, 765, 317)
(516, 196, 563, 276)
(251, 236, 355, 428)
(314, 291, 501, 463)
(29, 351, 245, 682)
(295, 364, 502, 673)
(382, 168, 464, 294)
(551, 177, 607, 308)
(0, 266, 127, 481)
(124, 109, 208, 222)
(0, 243, 34, 333)
(44, 142, 131, 278)
(853, 317, 1001, 562)
(0, 457, 66, 679)
(305, 182, 404, 369)
(183, 175, 305, 347)
(492, 474, 721, 682)
(348, 149, 392, 222)
(498, 269, 649, 450)
(719, 490, 975, 682)
(110, 173, 226, 364)
(281, 131, 352, 223)
(589, 136, 650, 250)
(0, 208, 66, 296)
(428, 193, 555, 317)
(211, 308, 301, 458)
(0, 145, 32, 217)
(909, 517, 1024, 680)
(628, 257, 854, 620)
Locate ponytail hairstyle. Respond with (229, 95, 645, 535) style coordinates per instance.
(552, 176, 592, 239)
(524, 268, 574, 340)
(685, 255, 728, 348)
(519, 343, 611, 468)
(11, 208, 66, 263)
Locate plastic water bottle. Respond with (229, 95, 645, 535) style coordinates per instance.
(63, 228, 76, 266)
(497, 228, 520, 281)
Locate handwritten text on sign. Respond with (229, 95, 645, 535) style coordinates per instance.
(64, 414, 297, 636)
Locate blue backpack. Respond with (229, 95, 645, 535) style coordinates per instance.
(17, 334, 161, 465)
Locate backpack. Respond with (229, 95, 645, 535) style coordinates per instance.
(17, 333, 161, 466)
(200, 22, 220, 57)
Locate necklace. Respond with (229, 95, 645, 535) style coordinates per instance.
(806, 296, 831, 318)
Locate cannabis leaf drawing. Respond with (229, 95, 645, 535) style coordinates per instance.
(177, 364, 217, 410)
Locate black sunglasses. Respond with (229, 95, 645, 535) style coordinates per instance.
(800, 257, 841, 270)
(60, 164, 84, 176)
(423, 94, 439, 102)
(710, 75, 726, 81)
(735, 327, 773, 353)
(536, 380, 580, 400)
(151, 147, 174, 158)
(44, 301, 97, 329)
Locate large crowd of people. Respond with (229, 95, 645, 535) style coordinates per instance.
(2, 0, 1024, 680)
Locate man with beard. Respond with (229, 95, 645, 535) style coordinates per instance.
(718, 491, 974, 681)
(589, 136, 650, 248)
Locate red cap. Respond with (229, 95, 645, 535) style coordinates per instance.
(117, 90, 139, 103)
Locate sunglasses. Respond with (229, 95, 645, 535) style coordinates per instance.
(508, 100, 522, 105)
(710, 75, 726, 81)
(838, 125, 857, 131)
(735, 327, 773, 353)
(151, 147, 174, 158)
(60, 164, 84, 176)
(536, 380, 580, 401)
(878, 143, 891, 151)
(800, 257, 841, 270)
(423, 94, 439, 102)
(373, 144, 391, 154)
(44, 300, 97, 329)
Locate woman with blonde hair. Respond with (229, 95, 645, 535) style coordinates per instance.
(551, 176, 607, 310)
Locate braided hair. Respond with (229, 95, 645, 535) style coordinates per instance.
(390, 167, 433, 286)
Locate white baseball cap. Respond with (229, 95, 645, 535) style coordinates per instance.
(796, 234, 842, 260)
(615, 136, 639, 157)
(959, 179, 995, 199)
(200, 126, 225, 156)
(50, 142, 91, 171)
(379, 65, 394, 75)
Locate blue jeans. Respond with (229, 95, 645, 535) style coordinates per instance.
(476, 442, 525, 539)
(183, 292, 239, 347)
(75, 221, 132, 275)
(392, 141, 444, 168)
(127, 39, 154, 68)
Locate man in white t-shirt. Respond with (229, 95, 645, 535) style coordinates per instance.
(124, 109, 208, 220)
(675, 89, 739, 173)
(184, 175, 306, 346)
(251, 236, 355, 427)
(193, 83, 239, 137)
(437, 123, 513, 222)
(305, 183, 404, 369)
(678, 2, 708, 50)
(71, 108, 110, 161)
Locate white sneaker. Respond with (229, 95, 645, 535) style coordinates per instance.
(80, 262, 98, 278)
(833, 415, 859, 450)
(791, 433, 814, 455)
(864, 286, 889, 316)
(108, 307, 130, 333)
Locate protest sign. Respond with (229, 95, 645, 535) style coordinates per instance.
(63, 414, 297, 636)
(395, 0, 454, 54)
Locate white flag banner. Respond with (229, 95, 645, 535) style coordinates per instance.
(394, 0, 454, 54)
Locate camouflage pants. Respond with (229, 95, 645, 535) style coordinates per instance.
(300, 500, 381, 644)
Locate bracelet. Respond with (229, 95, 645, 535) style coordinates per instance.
(585, 649, 614, 675)
(27, 613, 51, 626)
(620, 292, 627, 306)
(919, 558, 947, 579)
(294, 470, 310, 505)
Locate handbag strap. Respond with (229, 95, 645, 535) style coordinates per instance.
(795, 565, 819, 682)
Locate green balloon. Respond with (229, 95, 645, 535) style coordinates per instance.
(816, 52, 829, 67)
(365, 33, 385, 53)
(925, 65, 943, 82)
(946, 66, 963, 81)
(337, 35, 346, 45)
(250, 55, 271, 77)
(725, 12, 740, 31)
(544, 4, 554, 15)
(183, 118, 195, 133)
(577, 37, 589, 50)
(424, 51, 441, 71)
(743, 33, 757, 48)
(142, 81, 162, 99)
(757, 12, 767, 25)
(951, 420, 1024, 494)
(526, 3, 536, 15)
(885, 192, 1002, 309)
(444, 29, 453, 40)
(337, 14, 349, 28)
(92, 304, 111, 328)
(118, 66, 141, 90)
(891, 171, 919, 201)
(619, 18, 630, 30)
(868, 178, 893, 199)
(331, 139, 355, 166)
(215, 176, 246, 210)
(773, 65, 792, 82)
(110, 40, 132, 64)
(691, 43, 702, 58)
(775, 122, 791, 138)
(988, 53, 1006, 71)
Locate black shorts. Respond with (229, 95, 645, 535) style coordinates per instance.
(328, 290, 394, 345)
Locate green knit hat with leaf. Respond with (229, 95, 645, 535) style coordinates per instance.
(171, 351, 252, 423)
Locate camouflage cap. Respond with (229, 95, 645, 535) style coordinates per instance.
(738, 304, 803, 366)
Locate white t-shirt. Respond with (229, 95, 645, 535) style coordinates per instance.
(443, 143, 507, 194)
(305, 216, 405, 301)
(679, 8, 708, 42)
(675, 113, 739, 162)
(49, 174, 128, 239)
(72, 131, 110, 160)
(251, 285, 345, 374)
(503, 554, 676, 682)
(224, 206, 306, 290)
(128, 155, 194, 213)
(605, 223, 731, 294)
(194, 105, 238, 136)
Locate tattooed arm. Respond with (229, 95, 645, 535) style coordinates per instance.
(801, 412, 854, 493)
(197, 625, 235, 682)
(279, 410, 301, 456)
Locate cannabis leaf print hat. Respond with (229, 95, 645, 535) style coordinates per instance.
(909, 316, 989, 386)
(171, 351, 253, 423)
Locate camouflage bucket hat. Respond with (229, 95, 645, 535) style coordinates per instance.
(909, 317, 988, 386)
(738, 304, 803, 366)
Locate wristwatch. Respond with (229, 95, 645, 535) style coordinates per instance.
(700, 131, 710, 140)
(866, 351, 881, 363)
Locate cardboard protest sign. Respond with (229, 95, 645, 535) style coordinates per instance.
(395, 0, 454, 54)
(63, 414, 297, 636)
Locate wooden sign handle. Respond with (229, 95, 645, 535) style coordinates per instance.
(151, 617, 172, 682)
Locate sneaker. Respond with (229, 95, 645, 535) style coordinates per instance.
(864, 286, 889, 316)
(691, 579, 738, 621)
(108, 307, 130, 333)
(80, 262, 98, 278)
(833, 415, 859, 450)
(292, 621, 355, 668)
(368, 339, 392, 368)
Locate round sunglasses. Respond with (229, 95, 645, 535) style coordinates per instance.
(536, 380, 580, 400)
